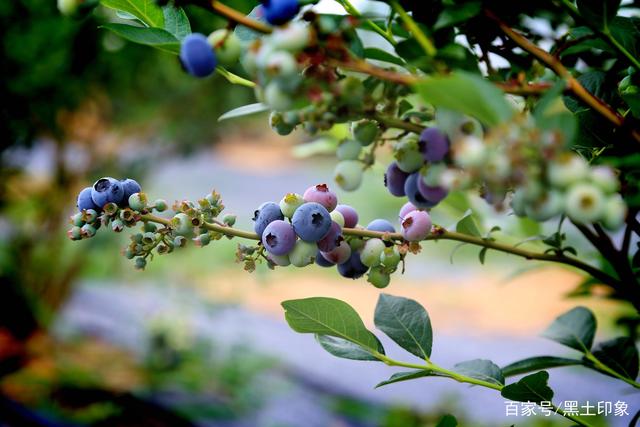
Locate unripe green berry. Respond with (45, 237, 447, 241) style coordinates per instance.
(172, 213, 195, 237)
(452, 136, 487, 169)
(360, 238, 385, 267)
(265, 51, 298, 77)
(58, 0, 79, 15)
(602, 194, 627, 230)
(81, 224, 96, 238)
(589, 166, 619, 194)
(279, 193, 304, 218)
(525, 191, 563, 222)
(124, 248, 135, 259)
(67, 226, 82, 241)
(134, 257, 147, 270)
(223, 214, 237, 226)
(334, 160, 363, 192)
(380, 246, 401, 269)
(157, 243, 174, 255)
(268, 253, 291, 266)
(132, 233, 143, 244)
(330, 210, 345, 227)
(351, 120, 379, 146)
(111, 219, 125, 232)
(142, 232, 156, 245)
(264, 82, 293, 111)
(367, 267, 390, 288)
(71, 213, 84, 227)
(82, 209, 98, 224)
(565, 183, 605, 224)
(270, 111, 295, 135)
(207, 29, 242, 66)
(194, 233, 211, 247)
(270, 23, 311, 52)
(144, 222, 157, 233)
(336, 139, 362, 161)
(289, 240, 317, 267)
(349, 237, 365, 252)
(547, 154, 589, 188)
(393, 135, 423, 173)
(174, 235, 187, 248)
(153, 199, 168, 212)
(129, 192, 148, 211)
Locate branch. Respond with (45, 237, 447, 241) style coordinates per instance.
(210, 0, 272, 34)
(140, 213, 621, 291)
(485, 9, 640, 144)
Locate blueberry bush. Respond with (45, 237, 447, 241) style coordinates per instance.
(62, 0, 640, 424)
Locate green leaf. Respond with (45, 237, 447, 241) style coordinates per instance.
(375, 370, 441, 388)
(234, 5, 265, 46)
(589, 337, 639, 379)
(541, 306, 597, 352)
(434, 1, 481, 30)
(282, 297, 383, 355)
(100, 24, 179, 54)
(478, 247, 488, 264)
(101, 0, 164, 27)
(502, 356, 583, 377)
(163, 5, 190, 40)
(364, 48, 406, 67)
(315, 334, 383, 361)
(501, 371, 554, 403)
(454, 359, 505, 385)
(435, 415, 458, 427)
(414, 72, 513, 126)
(455, 209, 482, 237)
(374, 294, 432, 360)
(577, 0, 621, 30)
(218, 103, 269, 122)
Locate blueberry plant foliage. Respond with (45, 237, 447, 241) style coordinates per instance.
(61, 0, 640, 424)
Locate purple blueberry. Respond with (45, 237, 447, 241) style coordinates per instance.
(317, 221, 343, 252)
(320, 240, 351, 264)
(337, 251, 369, 279)
(315, 251, 335, 267)
(253, 202, 285, 237)
(180, 33, 217, 78)
(121, 178, 142, 206)
(417, 178, 448, 204)
(404, 173, 436, 209)
(401, 210, 432, 241)
(262, 220, 296, 255)
(366, 219, 396, 233)
(292, 202, 332, 242)
(420, 127, 449, 162)
(385, 162, 409, 197)
(303, 183, 338, 212)
(261, 0, 300, 25)
(91, 177, 124, 209)
(77, 186, 100, 212)
(336, 204, 358, 228)
(399, 202, 417, 220)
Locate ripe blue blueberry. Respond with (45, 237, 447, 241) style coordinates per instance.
(366, 219, 396, 233)
(180, 33, 217, 78)
(417, 178, 448, 204)
(253, 202, 285, 237)
(91, 177, 125, 209)
(262, 220, 297, 256)
(77, 186, 100, 212)
(317, 221, 343, 252)
(404, 173, 436, 209)
(292, 202, 332, 242)
(335, 204, 359, 228)
(337, 251, 369, 279)
(419, 127, 449, 162)
(384, 162, 409, 197)
(261, 0, 300, 25)
(121, 178, 142, 205)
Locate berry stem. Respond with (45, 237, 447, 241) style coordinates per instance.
(209, 0, 273, 34)
(216, 67, 256, 87)
(335, 0, 398, 46)
(388, 0, 436, 57)
(372, 113, 425, 134)
(139, 213, 621, 292)
(484, 8, 640, 144)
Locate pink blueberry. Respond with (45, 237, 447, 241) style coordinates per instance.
(401, 210, 432, 241)
(303, 183, 338, 212)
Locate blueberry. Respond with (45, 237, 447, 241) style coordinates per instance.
(315, 251, 335, 267)
(351, 120, 379, 146)
(330, 210, 345, 227)
(367, 267, 390, 288)
(419, 127, 449, 162)
(91, 177, 125, 209)
(180, 33, 217, 78)
(334, 160, 363, 192)
(337, 139, 362, 161)
(262, 220, 297, 255)
(417, 178, 448, 205)
(77, 186, 100, 212)
(261, 0, 300, 25)
(380, 246, 401, 269)
(366, 219, 396, 233)
(385, 162, 409, 197)
(398, 202, 417, 220)
(401, 210, 432, 241)
(394, 135, 424, 173)
(317, 221, 343, 252)
(337, 251, 369, 279)
(292, 202, 332, 242)
(404, 173, 436, 209)
(565, 183, 606, 224)
(121, 178, 142, 205)
(267, 253, 291, 267)
(207, 29, 241, 66)
(289, 240, 318, 267)
(320, 240, 351, 264)
(303, 183, 338, 212)
(335, 204, 359, 228)
(280, 193, 304, 218)
(360, 238, 385, 267)
(253, 202, 285, 237)
(128, 192, 148, 212)
(602, 194, 626, 230)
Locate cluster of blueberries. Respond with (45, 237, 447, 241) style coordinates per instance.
(179, 0, 300, 78)
(385, 127, 450, 209)
(253, 184, 432, 285)
(76, 177, 142, 212)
